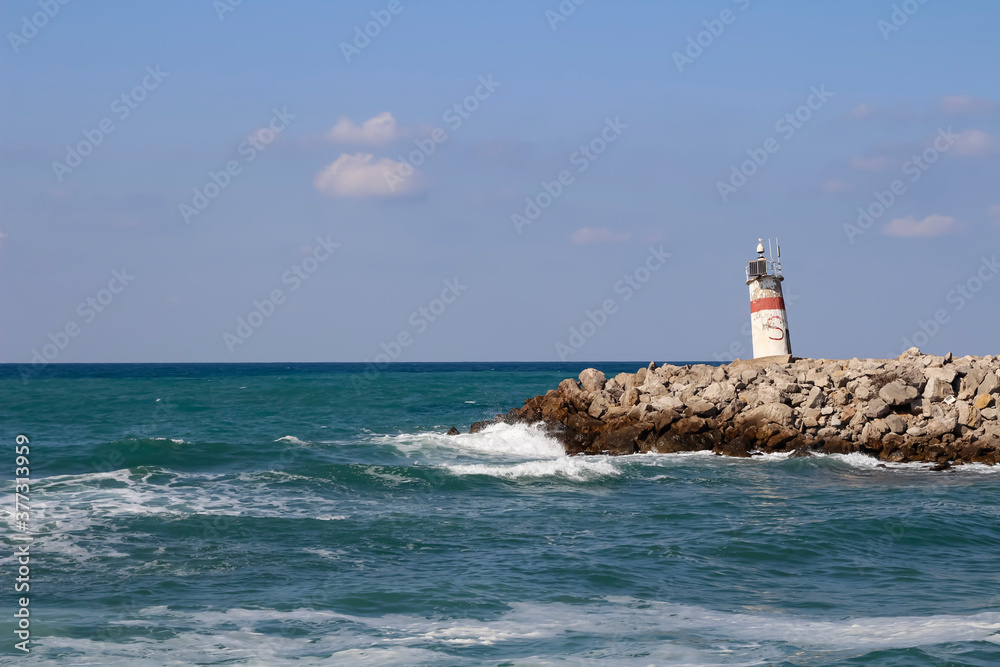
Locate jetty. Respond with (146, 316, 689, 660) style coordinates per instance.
(469, 349, 1000, 466)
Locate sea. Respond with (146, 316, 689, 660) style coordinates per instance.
(1, 362, 999, 666)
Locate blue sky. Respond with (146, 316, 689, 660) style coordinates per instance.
(2, 0, 998, 364)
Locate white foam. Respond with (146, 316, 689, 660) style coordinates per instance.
(382, 422, 565, 460)
(446, 456, 620, 481)
(274, 435, 308, 445)
(32, 600, 996, 666)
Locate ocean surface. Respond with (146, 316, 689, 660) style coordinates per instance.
(1, 362, 999, 666)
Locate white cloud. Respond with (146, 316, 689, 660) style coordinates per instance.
(327, 112, 399, 145)
(847, 102, 872, 120)
(821, 179, 853, 194)
(952, 129, 995, 157)
(570, 227, 630, 245)
(883, 214, 961, 238)
(314, 153, 422, 198)
(939, 95, 998, 115)
(850, 156, 888, 172)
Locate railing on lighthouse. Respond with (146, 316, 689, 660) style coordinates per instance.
(746, 238, 792, 359)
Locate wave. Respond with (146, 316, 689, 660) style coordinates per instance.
(275, 435, 309, 445)
(445, 456, 620, 481)
(29, 599, 1000, 666)
(379, 422, 565, 460)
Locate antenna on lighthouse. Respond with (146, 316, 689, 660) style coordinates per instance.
(746, 238, 792, 359)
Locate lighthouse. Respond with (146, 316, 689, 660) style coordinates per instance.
(746, 239, 792, 358)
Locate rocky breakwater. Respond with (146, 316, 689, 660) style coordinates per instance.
(470, 349, 1000, 465)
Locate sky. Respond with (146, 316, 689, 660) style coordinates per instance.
(2, 0, 998, 364)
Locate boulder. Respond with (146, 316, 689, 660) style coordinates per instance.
(559, 378, 582, 397)
(621, 387, 639, 407)
(579, 368, 607, 393)
(923, 371, 956, 402)
(974, 393, 995, 410)
(878, 380, 918, 407)
(803, 386, 825, 409)
(741, 403, 795, 428)
(926, 415, 958, 438)
(672, 416, 706, 436)
(884, 414, 907, 435)
(685, 398, 718, 418)
(864, 397, 891, 420)
(979, 372, 1000, 396)
(588, 395, 609, 419)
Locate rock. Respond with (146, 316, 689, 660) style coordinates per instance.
(579, 368, 607, 393)
(898, 347, 922, 359)
(979, 372, 1000, 396)
(803, 386, 825, 409)
(884, 414, 907, 435)
(493, 355, 1000, 466)
(741, 403, 795, 428)
(861, 420, 890, 442)
(588, 396, 609, 419)
(469, 420, 492, 434)
(957, 402, 982, 428)
(864, 398, 891, 420)
(673, 416, 706, 435)
(928, 367, 958, 384)
(591, 423, 647, 455)
(651, 395, 684, 412)
(605, 406, 629, 420)
(559, 378, 582, 397)
(447, 426, 461, 436)
(879, 380, 919, 407)
(923, 370, 956, 402)
(621, 387, 639, 407)
(685, 398, 718, 418)
(926, 415, 958, 438)
(628, 403, 655, 422)
(703, 382, 736, 404)
(758, 385, 783, 404)
(654, 408, 680, 433)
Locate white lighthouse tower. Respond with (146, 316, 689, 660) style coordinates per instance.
(746, 239, 792, 359)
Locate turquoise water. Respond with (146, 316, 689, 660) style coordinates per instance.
(2, 363, 999, 666)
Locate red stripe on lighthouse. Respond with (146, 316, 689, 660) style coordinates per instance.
(750, 296, 785, 313)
